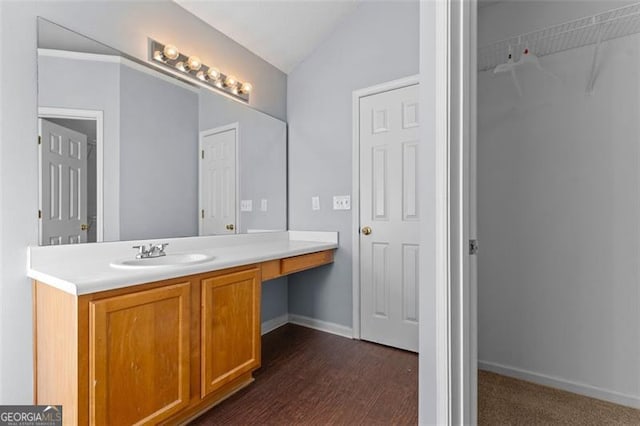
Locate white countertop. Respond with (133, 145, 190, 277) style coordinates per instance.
(27, 231, 338, 295)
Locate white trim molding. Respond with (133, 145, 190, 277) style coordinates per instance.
(37, 48, 199, 94)
(261, 314, 290, 336)
(288, 314, 353, 339)
(351, 75, 420, 341)
(419, 0, 476, 424)
(437, 0, 478, 424)
(38, 107, 107, 243)
(479, 361, 640, 410)
(260, 314, 354, 340)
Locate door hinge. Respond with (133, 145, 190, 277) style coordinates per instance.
(38, 210, 42, 219)
(38, 136, 42, 145)
(201, 209, 204, 219)
(469, 239, 479, 255)
(201, 150, 204, 159)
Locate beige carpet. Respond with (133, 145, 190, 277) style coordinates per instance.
(479, 370, 640, 425)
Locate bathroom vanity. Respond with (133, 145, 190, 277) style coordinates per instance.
(27, 231, 337, 425)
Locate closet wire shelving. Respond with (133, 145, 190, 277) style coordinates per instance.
(478, 2, 640, 72)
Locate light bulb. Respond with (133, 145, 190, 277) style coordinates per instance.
(196, 70, 206, 81)
(175, 61, 186, 72)
(163, 44, 179, 60)
(215, 80, 223, 88)
(225, 75, 237, 87)
(153, 50, 164, 61)
(187, 56, 202, 71)
(207, 67, 220, 80)
(241, 82, 253, 93)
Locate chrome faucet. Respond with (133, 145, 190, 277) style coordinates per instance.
(132, 243, 169, 259)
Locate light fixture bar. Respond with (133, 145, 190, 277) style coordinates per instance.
(149, 39, 251, 102)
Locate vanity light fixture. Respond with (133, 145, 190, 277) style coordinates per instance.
(150, 39, 251, 102)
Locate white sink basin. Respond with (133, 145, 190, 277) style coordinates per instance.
(110, 253, 215, 269)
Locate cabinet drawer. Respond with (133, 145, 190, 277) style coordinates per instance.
(280, 250, 334, 275)
(261, 260, 281, 281)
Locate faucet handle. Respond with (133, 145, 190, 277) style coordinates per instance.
(133, 245, 149, 258)
(154, 243, 169, 255)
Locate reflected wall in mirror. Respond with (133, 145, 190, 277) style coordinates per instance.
(36, 18, 287, 245)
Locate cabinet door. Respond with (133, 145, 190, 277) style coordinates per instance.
(89, 282, 190, 425)
(201, 268, 261, 398)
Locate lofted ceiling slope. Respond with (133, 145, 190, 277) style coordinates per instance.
(174, 0, 362, 74)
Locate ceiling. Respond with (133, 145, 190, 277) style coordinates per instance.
(174, 0, 362, 74)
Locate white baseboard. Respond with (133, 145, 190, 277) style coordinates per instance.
(288, 314, 353, 339)
(261, 314, 289, 335)
(479, 360, 640, 409)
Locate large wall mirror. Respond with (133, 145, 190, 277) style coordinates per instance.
(36, 18, 287, 245)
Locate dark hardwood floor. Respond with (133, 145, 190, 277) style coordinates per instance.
(190, 324, 418, 425)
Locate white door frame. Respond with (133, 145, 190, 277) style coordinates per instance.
(411, 0, 475, 424)
(351, 74, 420, 340)
(198, 122, 240, 235)
(431, 0, 478, 424)
(38, 107, 105, 242)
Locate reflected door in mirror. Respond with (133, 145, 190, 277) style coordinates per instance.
(39, 119, 88, 245)
(200, 126, 237, 235)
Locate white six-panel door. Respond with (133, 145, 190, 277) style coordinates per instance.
(39, 119, 88, 245)
(359, 84, 420, 352)
(200, 126, 237, 235)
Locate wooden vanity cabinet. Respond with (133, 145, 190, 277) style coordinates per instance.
(89, 282, 191, 425)
(33, 249, 334, 425)
(33, 267, 259, 426)
(201, 268, 260, 398)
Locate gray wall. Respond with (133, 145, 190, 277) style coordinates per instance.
(261, 277, 288, 323)
(479, 0, 640, 405)
(0, 0, 286, 404)
(37, 54, 121, 241)
(286, 1, 419, 327)
(119, 65, 199, 240)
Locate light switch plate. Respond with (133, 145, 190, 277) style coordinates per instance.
(312, 196, 320, 211)
(241, 200, 253, 212)
(260, 199, 268, 212)
(333, 195, 351, 210)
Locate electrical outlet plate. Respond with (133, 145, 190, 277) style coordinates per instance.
(333, 195, 351, 210)
(240, 200, 253, 212)
(312, 196, 320, 211)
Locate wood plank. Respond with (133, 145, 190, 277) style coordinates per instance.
(261, 259, 282, 281)
(77, 295, 90, 426)
(280, 250, 334, 275)
(33, 281, 78, 425)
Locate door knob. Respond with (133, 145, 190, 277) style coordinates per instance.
(361, 226, 372, 235)
(226, 224, 235, 231)
(81, 224, 89, 231)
